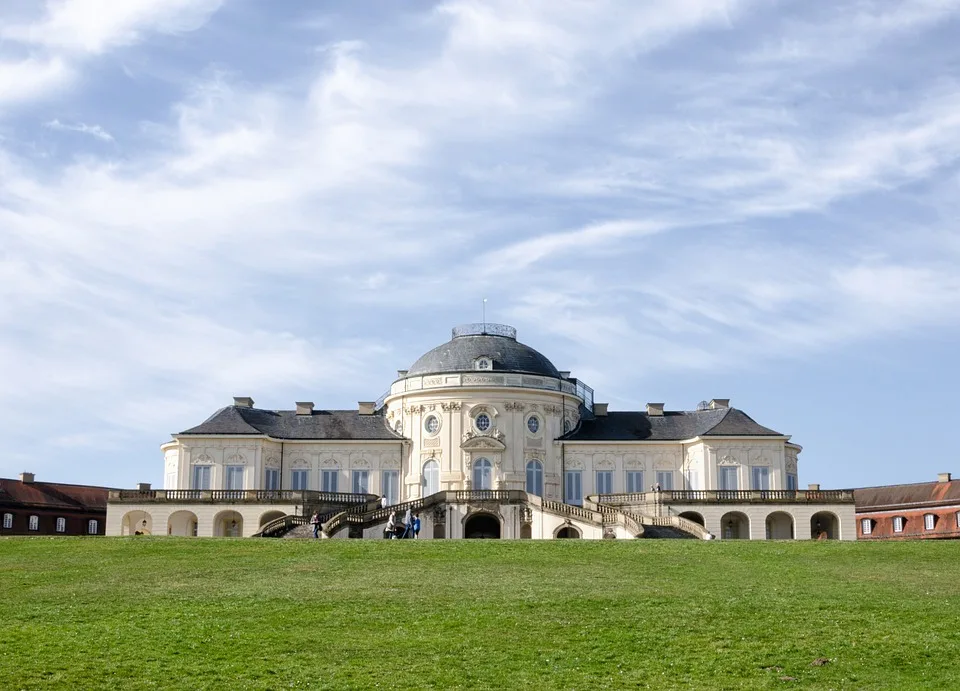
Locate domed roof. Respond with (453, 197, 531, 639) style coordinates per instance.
(406, 324, 561, 378)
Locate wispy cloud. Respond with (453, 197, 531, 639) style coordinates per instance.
(44, 118, 114, 142)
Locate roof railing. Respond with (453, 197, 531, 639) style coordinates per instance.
(452, 323, 517, 339)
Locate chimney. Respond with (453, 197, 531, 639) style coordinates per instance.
(19, 472, 35, 483)
(559, 371, 571, 379)
(233, 397, 255, 408)
(137, 482, 152, 492)
(358, 401, 376, 415)
(709, 399, 730, 409)
(646, 403, 664, 417)
(296, 402, 314, 416)
(397, 370, 408, 378)
(594, 403, 608, 416)
(938, 472, 953, 483)
(807, 483, 820, 491)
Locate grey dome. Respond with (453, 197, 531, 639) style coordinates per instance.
(406, 324, 561, 378)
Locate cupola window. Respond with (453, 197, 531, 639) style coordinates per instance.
(527, 416, 540, 434)
(424, 415, 440, 435)
(475, 413, 491, 432)
(474, 357, 492, 371)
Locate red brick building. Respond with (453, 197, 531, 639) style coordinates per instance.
(855, 473, 960, 540)
(0, 473, 111, 536)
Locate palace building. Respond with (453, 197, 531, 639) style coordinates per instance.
(107, 324, 855, 540)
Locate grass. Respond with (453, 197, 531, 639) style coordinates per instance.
(1, 538, 959, 690)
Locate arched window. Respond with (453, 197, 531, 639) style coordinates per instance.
(473, 458, 492, 490)
(56, 517, 66, 533)
(28, 515, 39, 531)
(526, 460, 543, 496)
(422, 460, 439, 496)
(87, 519, 99, 535)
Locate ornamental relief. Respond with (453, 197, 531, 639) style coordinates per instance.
(264, 456, 280, 469)
(623, 453, 645, 469)
(567, 458, 585, 470)
(596, 458, 615, 471)
(291, 458, 311, 469)
(441, 401, 462, 411)
(191, 453, 214, 465)
(225, 453, 247, 465)
(503, 401, 526, 412)
(424, 438, 441, 448)
(542, 404, 562, 415)
(524, 450, 544, 461)
(319, 458, 340, 469)
(382, 457, 401, 470)
(718, 454, 740, 466)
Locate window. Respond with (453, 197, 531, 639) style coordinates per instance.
(394, 419, 402, 433)
(564, 470, 583, 506)
(751, 466, 770, 491)
(29, 515, 39, 531)
(596, 470, 613, 495)
(684, 470, 700, 490)
(893, 516, 905, 533)
(56, 517, 66, 533)
(957, 512, 960, 529)
(291, 469, 309, 491)
(422, 461, 439, 496)
(786, 473, 798, 491)
(264, 468, 280, 491)
(719, 466, 738, 491)
(473, 457, 493, 490)
(475, 357, 492, 370)
(526, 416, 540, 434)
(191, 465, 211, 490)
(352, 470, 369, 495)
(656, 471, 674, 491)
(88, 519, 99, 535)
(924, 514, 935, 531)
(626, 470, 644, 494)
(165, 472, 176, 490)
(321, 469, 338, 493)
(2, 513, 12, 529)
(424, 415, 440, 434)
(525, 460, 543, 496)
(225, 465, 244, 492)
(382, 470, 400, 505)
(475, 413, 491, 432)
(861, 518, 873, 535)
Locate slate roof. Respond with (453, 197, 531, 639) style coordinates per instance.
(855, 480, 960, 512)
(0, 479, 110, 511)
(179, 406, 402, 440)
(407, 333, 561, 378)
(562, 407, 784, 441)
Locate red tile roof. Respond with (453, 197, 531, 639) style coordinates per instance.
(855, 480, 960, 512)
(0, 478, 112, 511)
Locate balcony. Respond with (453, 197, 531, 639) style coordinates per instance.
(595, 489, 855, 505)
(108, 489, 376, 505)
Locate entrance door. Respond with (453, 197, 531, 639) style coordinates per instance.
(464, 513, 500, 539)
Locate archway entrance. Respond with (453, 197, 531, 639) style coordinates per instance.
(214, 510, 243, 537)
(766, 511, 794, 540)
(168, 510, 199, 537)
(679, 511, 705, 526)
(122, 510, 152, 536)
(811, 512, 839, 540)
(464, 513, 500, 539)
(555, 526, 581, 539)
(720, 511, 750, 539)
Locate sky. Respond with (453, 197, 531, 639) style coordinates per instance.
(1, 0, 959, 490)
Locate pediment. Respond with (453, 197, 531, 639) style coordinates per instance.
(460, 436, 506, 451)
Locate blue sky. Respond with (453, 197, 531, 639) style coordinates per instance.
(2, 0, 959, 490)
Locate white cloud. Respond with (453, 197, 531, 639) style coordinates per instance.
(44, 118, 114, 142)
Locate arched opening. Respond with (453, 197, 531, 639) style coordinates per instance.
(473, 458, 493, 490)
(720, 511, 750, 540)
(679, 511, 705, 526)
(765, 511, 794, 540)
(259, 510, 285, 527)
(555, 526, 581, 539)
(811, 511, 839, 540)
(167, 510, 199, 537)
(122, 510, 153, 536)
(525, 460, 543, 496)
(464, 512, 500, 539)
(214, 510, 243, 537)
(422, 460, 439, 497)
(519, 524, 532, 539)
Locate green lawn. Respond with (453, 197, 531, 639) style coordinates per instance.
(1, 538, 959, 690)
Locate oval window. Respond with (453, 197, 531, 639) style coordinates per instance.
(424, 415, 440, 434)
(475, 413, 491, 432)
(527, 416, 540, 434)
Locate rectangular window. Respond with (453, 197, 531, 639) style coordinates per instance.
(382, 470, 399, 505)
(564, 470, 583, 506)
(595, 470, 613, 495)
(291, 469, 309, 491)
(352, 470, 369, 495)
(264, 468, 280, 491)
(861, 518, 872, 535)
(656, 471, 674, 491)
(924, 514, 935, 530)
(29, 515, 39, 531)
(56, 517, 66, 533)
(751, 466, 770, 491)
(88, 519, 99, 535)
(191, 465, 211, 490)
(893, 516, 905, 533)
(321, 469, 338, 493)
(165, 472, 177, 490)
(718, 466, 739, 491)
(2, 513, 12, 529)
(684, 470, 700, 490)
(626, 470, 644, 494)
(786, 474, 798, 491)
(225, 465, 245, 492)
